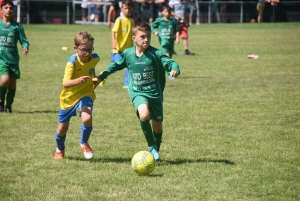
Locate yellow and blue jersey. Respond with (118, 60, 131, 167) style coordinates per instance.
(60, 53, 100, 110)
(112, 15, 134, 53)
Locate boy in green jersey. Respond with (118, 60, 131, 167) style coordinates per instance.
(93, 22, 180, 161)
(0, 0, 29, 113)
(151, 4, 179, 80)
(151, 5, 179, 59)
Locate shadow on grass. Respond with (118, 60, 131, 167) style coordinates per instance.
(66, 157, 234, 165)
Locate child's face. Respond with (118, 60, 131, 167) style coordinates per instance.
(121, 4, 131, 18)
(1, 3, 13, 19)
(161, 8, 171, 19)
(74, 41, 94, 63)
(132, 30, 151, 50)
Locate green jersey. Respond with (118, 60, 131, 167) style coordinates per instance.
(0, 20, 29, 65)
(99, 46, 180, 100)
(151, 17, 179, 50)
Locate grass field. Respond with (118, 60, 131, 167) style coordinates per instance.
(0, 23, 299, 200)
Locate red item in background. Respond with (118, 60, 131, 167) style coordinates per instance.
(0, 0, 3, 19)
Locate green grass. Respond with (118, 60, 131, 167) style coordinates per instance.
(1, 23, 300, 200)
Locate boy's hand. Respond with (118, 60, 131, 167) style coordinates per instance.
(175, 38, 179, 44)
(170, 70, 179, 78)
(23, 48, 28, 55)
(154, 32, 158, 36)
(78, 76, 90, 84)
(92, 76, 102, 89)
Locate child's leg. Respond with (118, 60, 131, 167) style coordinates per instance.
(0, 74, 10, 108)
(80, 106, 93, 145)
(138, 104, 155, 146)
(152, 120, 162, 152)
(6, 78, 16, 111)
(55, 121, 69, 151)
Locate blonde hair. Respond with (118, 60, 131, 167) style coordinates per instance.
(74, 31, 94, 46)
(133, 22, 151, 35)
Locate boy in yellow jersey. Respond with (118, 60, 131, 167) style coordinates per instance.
(110, 0, 134, 88)
(54, 31, 100, 160)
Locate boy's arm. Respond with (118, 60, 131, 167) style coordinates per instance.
(107, 5, 114, 28)
(18, 25, 29, 55)
(159, 53, 180, 77)
(96, 54, 127, 82)
(151, 19, 158, 36)
(63, 63, 90, 88)
(112, 31, 117, 50)
(175, 31, 179, 44)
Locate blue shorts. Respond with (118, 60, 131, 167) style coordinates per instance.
(111, 52, 122, 62)
(58, 97, 93, 123)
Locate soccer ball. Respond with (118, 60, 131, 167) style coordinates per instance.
(131, 151, 155, 176)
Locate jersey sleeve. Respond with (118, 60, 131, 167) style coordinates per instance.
(62, 62, 75, 83)
(151, 18, 159, 33)
(99, 52, 127, 80)
(157, 51, 180, 74)
(112, 17, 121, 33)
(18, 24, 29, 49)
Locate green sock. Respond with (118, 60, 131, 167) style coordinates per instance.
(0, 85, 7, 102)
(6, 88, 15, 109)
(153, 131, 162, 152)
(139, 119, 155, 147)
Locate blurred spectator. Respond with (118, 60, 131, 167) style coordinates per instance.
(188, 0, 200, 24)
(81, 0, 88, 21)
(90, 0, 102, 22)
(256, 0, 266, 23)
(139, 0, 155, 24)
(154, 0, 168, 19)
(169, 0, 195, 55)
(210, 0, 220, 23)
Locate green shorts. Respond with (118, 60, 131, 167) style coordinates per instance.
(132, 95, 163, 122)
(0, 63, 20, 79)
(161, 42, 174, 55)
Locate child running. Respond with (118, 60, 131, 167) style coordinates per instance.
(93, 22, 180, 161)
(54, 31, 100, 160)
(0, 0, 29, 113)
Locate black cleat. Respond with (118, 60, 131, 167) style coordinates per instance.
(6, 108, 12, 113)
(185, 50, 195, 56)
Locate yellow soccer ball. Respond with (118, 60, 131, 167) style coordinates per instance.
(131, 151, 155, 176)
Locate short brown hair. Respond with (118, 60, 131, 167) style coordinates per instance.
(133, 21, 151, 35)
(122, 0, 133, 8)
(74, 31, 94, 46)
(1, 0, 14, 8)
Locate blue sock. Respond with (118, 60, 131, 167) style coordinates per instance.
(55, 133, 66, 151)
(123, 68, 129, 86)
(80, 124, 93, 145)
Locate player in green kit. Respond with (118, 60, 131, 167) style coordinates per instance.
(151, 5, 179, 59)
(151, 5, 179, 80)
(0, 0, 29, 113)
(93, 22, 180, 161)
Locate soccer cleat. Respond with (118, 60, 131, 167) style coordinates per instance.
(185, 50, 195, 56)
(6, 108, 12, 113)
(149, 145, 160, 161)
(100, 79, 106, 87)
(54, 150, 65, 160)
(81, 144, 93, 159)
(0, 102, 4, 112)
